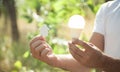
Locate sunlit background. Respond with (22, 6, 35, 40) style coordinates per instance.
(0, 0, 111, 72)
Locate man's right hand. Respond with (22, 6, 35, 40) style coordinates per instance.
(29, 36, 60, 67)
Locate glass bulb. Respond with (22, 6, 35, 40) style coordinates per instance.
(68, 15, 85, 38)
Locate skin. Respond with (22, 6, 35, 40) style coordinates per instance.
(29, 32, 120, 72)
(69, 32, 120, 72)
(30, 36, 59, 66)
(30, 36, 90, 72)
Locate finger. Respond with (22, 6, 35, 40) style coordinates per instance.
(30, 40, 44, 58)
(41, 48, 50, 57)
(30, 47, 37, 58)
(72, 38, 91, 50)
(30, 36, 40, 46)
(30, 36, 45, 46)
(69, 43, 86, 57)
(31, 40, 45, 49)
(35, 44, 47, 56)
(69, 46, 82, 63)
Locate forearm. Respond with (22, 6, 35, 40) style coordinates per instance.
(55, 54, 91, 72)
(100, 54, 120, 72)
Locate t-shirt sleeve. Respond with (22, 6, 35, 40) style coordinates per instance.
(93, 3, 107, 35)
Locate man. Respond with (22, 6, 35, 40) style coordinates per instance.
(30, 0, 120, 72)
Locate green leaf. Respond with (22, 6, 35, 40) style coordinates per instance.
(23, 51, 30, 58)
(14, 60, 22, 69)
(22, 15, 33, 23)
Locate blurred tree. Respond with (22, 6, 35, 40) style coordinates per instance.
(3, 0, 19, 42)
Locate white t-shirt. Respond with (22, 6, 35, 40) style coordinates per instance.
(94, 0, 120, 59)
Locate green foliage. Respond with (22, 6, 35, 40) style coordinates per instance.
(0, 35, 67, 72)
(23, 51, 30, 58)
(87, 0, 104, 13)
(22, 14, 33, 23)
(0, 0, 105, 72)
(17, 0, 104, 72)
(18, 0, 104, 40)
(14, 60, 22, 69)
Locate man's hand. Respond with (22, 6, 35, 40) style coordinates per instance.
(29, 36, 92, 72)
(29, 36, 60, 67)
(68, 38, 104, 68)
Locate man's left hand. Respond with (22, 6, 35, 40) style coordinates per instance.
(68, 38, 104, 68)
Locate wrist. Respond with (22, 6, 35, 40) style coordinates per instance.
(51, 55, 64, 68)
(99, 53, 112, 71)
(54, 54, 72, 70)
(95, 53, 107, 70)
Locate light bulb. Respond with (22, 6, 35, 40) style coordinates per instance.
(68, 15, 85, 38)
(40, 25, 49, 37)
